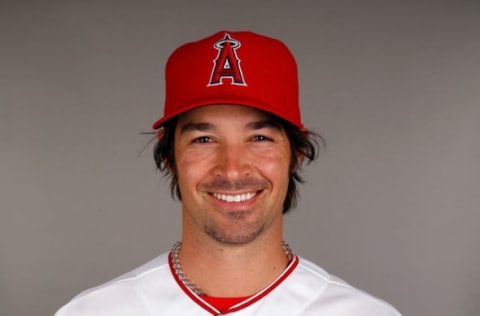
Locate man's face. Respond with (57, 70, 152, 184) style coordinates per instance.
(173, 104, 292, 245)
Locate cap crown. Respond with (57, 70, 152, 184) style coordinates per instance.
(152, 31, 302, 129)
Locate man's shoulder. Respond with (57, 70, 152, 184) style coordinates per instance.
(79, 251, 171, 296)
(55, 252, 171, 315)
(286, 256, 402, 315)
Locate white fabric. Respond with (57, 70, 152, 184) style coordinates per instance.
(55, 252, 401, 315)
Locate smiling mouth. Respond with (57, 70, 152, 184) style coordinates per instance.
(212, 192, 257, 203)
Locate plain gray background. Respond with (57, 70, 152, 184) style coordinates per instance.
(1, 1, 479, 315)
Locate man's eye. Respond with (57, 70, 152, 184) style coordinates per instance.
(252, 135, 272, 142)
(193, 136, 211, 143)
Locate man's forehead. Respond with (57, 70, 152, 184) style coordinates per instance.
(175, 105, 283, 132)
(177, 104, 269, 121)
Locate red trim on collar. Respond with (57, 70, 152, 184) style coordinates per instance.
(168, 251, 299, 315)
(202, 295, 252, 314)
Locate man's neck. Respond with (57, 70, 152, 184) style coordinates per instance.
(176, 235, 290, 297)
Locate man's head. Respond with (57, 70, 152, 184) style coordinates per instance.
(152, 30, 322, 214)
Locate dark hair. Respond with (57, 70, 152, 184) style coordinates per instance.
(153, 115, 324, 214)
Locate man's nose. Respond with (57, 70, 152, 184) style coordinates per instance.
(214, 144, 251, 179)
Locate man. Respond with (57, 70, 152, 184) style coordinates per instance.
(56, 30, 401, 315)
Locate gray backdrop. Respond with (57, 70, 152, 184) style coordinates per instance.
(1, 1, 479, 315)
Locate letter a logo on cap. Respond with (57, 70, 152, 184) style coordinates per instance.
(208, 33, 246, 86)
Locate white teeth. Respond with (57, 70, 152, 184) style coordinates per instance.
(212, 192, 256, 203)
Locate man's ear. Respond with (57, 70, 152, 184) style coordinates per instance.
(292, 127, 309, 172)
(156, 128, 175, 175)
(292, 152, 305, 174)
(157, 128, 165, 141)
(297, 152, 305, 166)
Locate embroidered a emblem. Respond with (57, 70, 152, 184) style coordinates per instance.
(208, 33, 247, 86)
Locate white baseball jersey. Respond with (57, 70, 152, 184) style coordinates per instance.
(55, 251, 401, 315)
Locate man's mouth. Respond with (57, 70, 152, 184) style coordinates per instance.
(211, 192, 257, 203)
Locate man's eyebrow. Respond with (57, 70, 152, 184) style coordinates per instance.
(246, 119, 283, 131)
(179, 122, 215, 133)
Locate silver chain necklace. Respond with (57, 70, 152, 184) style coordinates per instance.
(170, 241, 294, 296)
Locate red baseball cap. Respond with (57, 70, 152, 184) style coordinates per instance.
(152, 30, 303, 129)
